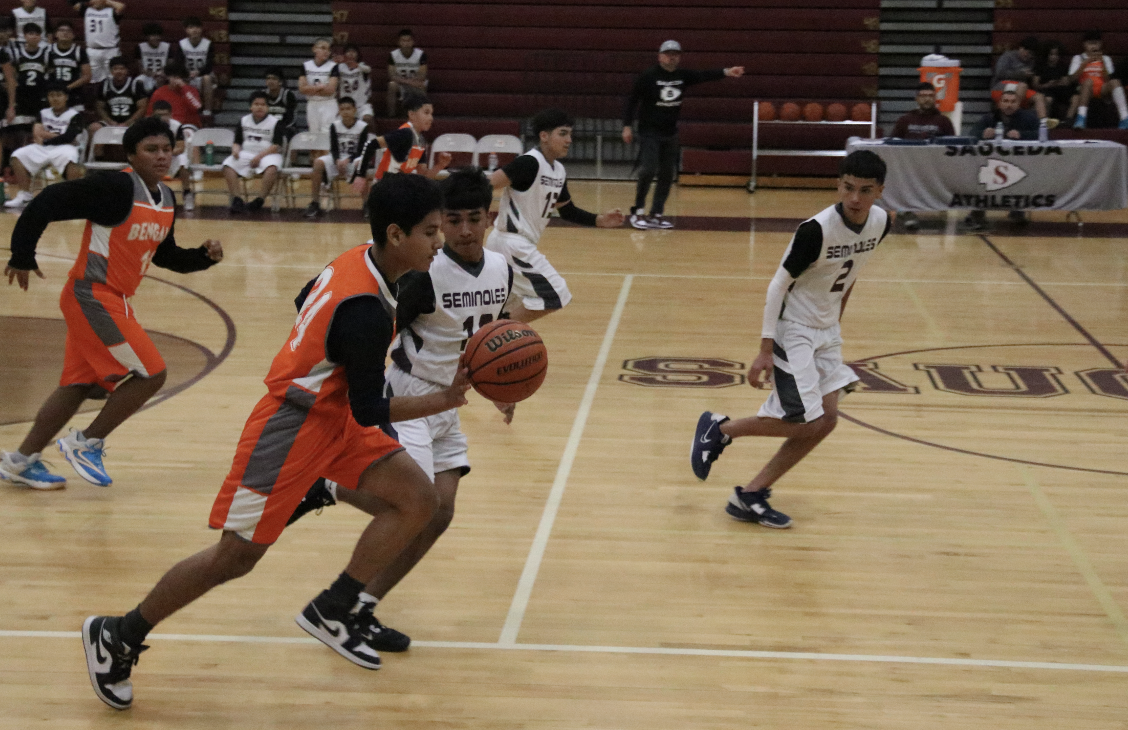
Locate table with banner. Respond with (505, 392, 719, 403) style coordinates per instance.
(846, 138, 1128, 212)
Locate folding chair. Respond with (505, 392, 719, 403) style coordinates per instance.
(475, 134, 524, 171)
(186, 127, 235, 204)
(84, 126, 128, 172)
(280, 131, 329, 208)
(429, 133, 477, 169)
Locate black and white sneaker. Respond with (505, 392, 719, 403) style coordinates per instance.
(82, 615, 148, 710)
(353, 596, 411, 652)
(295, 593, 382, 669)
(726, 486, 792, 528)
(304, 201, 323, 219)
(691, 411, 731, 481)
(629, 208, 651, 229)
(649, 214, 674, 229)
(286, 478, 336, 526)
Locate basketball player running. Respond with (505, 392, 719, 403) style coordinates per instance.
(690, 151, 892, 528)
(351, 92, 449, 198)
(486, 108, 623, 322)
(0, 117, 223, 491)
(81, 175, 472, 710)
(287, 168, 517, 650)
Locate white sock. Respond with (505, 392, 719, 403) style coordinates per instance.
(6, 451, 30, 465)
(1113, 86, 1128, 120)
(325, 479, 338, 501)
(357, 592, 379, 607)
(1078, 106, 1088, 117)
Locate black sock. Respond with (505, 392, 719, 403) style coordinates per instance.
(324, 571, 365, 606)
(119, 606, 154, 647)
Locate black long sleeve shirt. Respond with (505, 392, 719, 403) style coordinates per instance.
(623, 65, 727, 136)
(8, 172, 217, 273)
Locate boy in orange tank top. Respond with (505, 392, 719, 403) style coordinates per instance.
(1, 117, 223, 491)
(81, 175, 474, 711)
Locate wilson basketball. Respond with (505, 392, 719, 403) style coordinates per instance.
(460, 320, 548, 403)
(803, 102, 824, 122)
(826, 102, 848, 121)
(851, 103, 871, 121)
(758, 101, 777, 121)
(780, 102, 801, 121)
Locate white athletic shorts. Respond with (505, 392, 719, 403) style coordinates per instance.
(168, 151, 189, 177)
(13, 144, 80, 176)
(189, 73, 217, 91)
(384, 363, 470, 480)
(222, 150, 283, 178)
(757, 319, 859, 424)
(305, 99, 339, 134)
(485, 228, 572, 311)
(317, 154, 355, 182)
(87, 47, 120, 84)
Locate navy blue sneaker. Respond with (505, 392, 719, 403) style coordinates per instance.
(725, 487, 792, 528)
(691, 411, 731, 480)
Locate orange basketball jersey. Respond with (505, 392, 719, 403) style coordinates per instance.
(1080, 59, 1107, 81)
(67, 169, 176, 297)
(264, 244, 398, 409)
(375, 122, 426, 180)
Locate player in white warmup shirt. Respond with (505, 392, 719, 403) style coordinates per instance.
(691, 150, 892, 529)
(73, 0, 123, 84)
(299, 38, 339, 135)
(487, 108, 623, 322)
(286, 168, 518, 651)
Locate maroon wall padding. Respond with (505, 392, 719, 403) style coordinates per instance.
(681, 148, 842, 176)
(1049, 128, 1128, 143)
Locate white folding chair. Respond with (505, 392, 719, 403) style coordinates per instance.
(474, 134, 523, 171)
(186, 127, 235, 204)
(84, 126, 128, 171)
(280, 131, 329, 208)
(429, 133, 477, 168)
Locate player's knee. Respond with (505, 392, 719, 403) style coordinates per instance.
(817, 410, 839, 437)
(212, 541, 264, 583)
(143, 369, 168, 390)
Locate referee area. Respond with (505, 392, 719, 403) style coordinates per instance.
(1, 181, 1127, 728)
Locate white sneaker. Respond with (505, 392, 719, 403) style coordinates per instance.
(629, 209, 651, 230)
(650, 215, 674, 229)
(192, 170, 204, 182)
(183, 192, 195, 212)
(4, 191, 33, 208)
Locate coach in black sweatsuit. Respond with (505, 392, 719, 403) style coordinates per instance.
(621, 40, 744, 227)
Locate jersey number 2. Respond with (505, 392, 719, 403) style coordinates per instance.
(830, 260, 853, 292)
(460, 313, 494, 352)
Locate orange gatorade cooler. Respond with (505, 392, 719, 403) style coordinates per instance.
(919, 54, 962, 112)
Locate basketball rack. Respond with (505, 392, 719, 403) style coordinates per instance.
(749, 101, 878, 193)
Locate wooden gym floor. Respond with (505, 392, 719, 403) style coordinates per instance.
(1, 182, 1126, 728)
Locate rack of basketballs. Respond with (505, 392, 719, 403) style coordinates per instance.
(748, 100, 879, 192)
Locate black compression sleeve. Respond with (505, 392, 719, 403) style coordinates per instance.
(383, 128, 413, 161)
(151, 221, 218, 273)
(42, 115, 85, 146)
(329, 124, 339, 159)
(326, 296, 394, 427)
(394, 270, 436, 331)
(502, 154, 539, 192)
(8, 172, 134, 270)
(782, 220, 823, 278)
(557, 201, 598, 226)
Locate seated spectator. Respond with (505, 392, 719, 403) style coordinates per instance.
(304, 96, 371, 218)
(891, 82, 955, 139)
(970, 88, 1039, 141)
(991, 36, 1048, 121)
(299, 38, 338, 135)
(149, 99, 193, 210)
(48, 20, 90, 112)
(134, 21, 170, 93)
(261, 66, 297, 138)
(1070, 31, 1128, 130)
(1034, 41, 1077, 121)
(95, 56, 147, 131)
(5, 82, 83, 209)
(146, 61, 201, 130)
(12, 0, 49, 46)
(175, 16, 215, 122)
(222, 91, 284, 214)
(386, 28, 427, 118)
(338, 44, 373, 125)
(352, 93, 448, 201)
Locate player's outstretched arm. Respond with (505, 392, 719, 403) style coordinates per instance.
(753, 265, 796, 388)
(4, 265, 46, 291)
(488, 168, 510, 190)
(388, 368, 471, 422)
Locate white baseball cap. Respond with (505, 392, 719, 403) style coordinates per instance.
(659, 40, 681, 53)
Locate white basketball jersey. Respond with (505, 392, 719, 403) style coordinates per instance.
(238, 113, 280, 156)
(40, 106, 79, 137)
(177, 37, 211, 74)
(779, 204, 889, 330)
(138, 41, 169, 75)
(390, 48, 424, 79)
(337, 61, 371, 104)
(390, 248, 513, 386)
(302, 58, 336, 97)
(331, 118, 369, 160)
(83, 6, 119, 49)
(495, 149, 565, 245)
(12, 7, 47, 44)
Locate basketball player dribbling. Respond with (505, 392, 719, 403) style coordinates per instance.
(1, 117, 223, 490)
(486, 108, 624, 322)
(691, 151, 892, 528)
(82, 175, 472, 710)
(286, 168, 518, 650)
